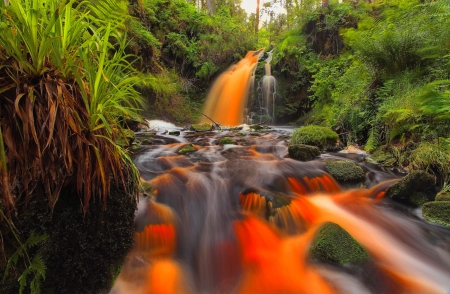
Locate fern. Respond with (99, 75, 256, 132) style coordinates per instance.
(1, 212, 48, 294)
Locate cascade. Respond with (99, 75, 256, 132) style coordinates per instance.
(111, 123, 450, 294)
(201, 50, 263, 126)
(256, 50, 277, 124)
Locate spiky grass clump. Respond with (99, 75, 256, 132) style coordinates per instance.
(0, 0, 142, 214)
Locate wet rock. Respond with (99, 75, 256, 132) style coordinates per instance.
(250, 124, 270, 131)
(178, 144, 197, 154)
(410, 192, 429, 206)
(324, 160, 365, 182)
(288, 144, 321, 161)
(141, 139, 152, 145)
(190, 123, 213, 132)
(169, 131, 181, 136)
(422, 201, 450, 227)
(310, 223, 370, 265)
(385, 170, 435, 202)
(219, 137, 236, 145)
(290, 125, 338, 150)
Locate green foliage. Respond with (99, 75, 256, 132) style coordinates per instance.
(1, 210, 47, 294)
(290, 125, 339, 149)
(0, 0, 140, 213)
(409, 142, 450, 181)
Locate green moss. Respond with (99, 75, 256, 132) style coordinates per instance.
(385, 170, 435, 201)
(290, 125, 338, 149)
(190, 123, 212, 132)
(250, 125, 270, 131)
(219, 137, 235, 145)
(436, 191, 450, 202)
(178, 144, 197, 154)
(288, 144, 321, 161)
(249, 132, 261, 136)
(324, 160, 365, 182)
(310, 223, 370, 265)
(422, 201, 450, 227)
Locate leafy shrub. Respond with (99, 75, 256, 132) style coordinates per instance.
(409, 142, 450, 181)
(290, 125, 338, 149)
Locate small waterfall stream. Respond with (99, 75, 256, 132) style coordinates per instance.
(111, 125, 450, 294)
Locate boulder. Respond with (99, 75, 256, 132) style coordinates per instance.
(178, 144, 197, 154)
(324, 160, 365, 182)
(190, 123, 213, 132)
(422, 201, 450, 227)
(219, 137, 235, 145)
(290, 125, 339, 150)
(310, 223, 370, 265)
(435, 190, 450, 202)
(288, 144, 321, 161)
(385, 170, 435, 202)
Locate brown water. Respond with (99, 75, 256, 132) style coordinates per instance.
(111, 126, 450, 294)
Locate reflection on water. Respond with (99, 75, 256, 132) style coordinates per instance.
(111, 127, 450, 294)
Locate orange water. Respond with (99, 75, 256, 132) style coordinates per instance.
(201, 50, 263, 126)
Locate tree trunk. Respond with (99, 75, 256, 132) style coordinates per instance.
(255, 0, 260, 33)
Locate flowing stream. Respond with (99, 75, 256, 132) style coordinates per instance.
(111, 51, 450, 294)
(110, 125, 450, 294)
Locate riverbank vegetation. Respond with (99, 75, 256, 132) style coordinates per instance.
(1, 0, 450, 292)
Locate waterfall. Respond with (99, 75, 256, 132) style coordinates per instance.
(256, 50, 277, 124)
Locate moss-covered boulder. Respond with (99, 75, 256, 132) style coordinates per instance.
(310, 223, 370, 265)
(219, 137, 235, 145)
(435, 190, 450, 202)
(422, 201, 450, 227)
(410, 192, 429, 206)
(385, 171, 435, 202)
(190, 123, 212, 132)
(324, 160, 365, 182)
(178, 144, 197, 154)
(288, 144, 321, 161)
(290, 125, 338, 149)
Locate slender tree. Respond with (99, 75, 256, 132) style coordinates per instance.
(256, 0, 261, 32)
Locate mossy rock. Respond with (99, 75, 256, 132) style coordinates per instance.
(368, 146, 396, 167)
(436, 191, 450, 202)
(324, 160, 365, 182)
(290, 125, 338, 149)
(385, 170, 435, 202)
(190, 123, 212, 132)
(250, 124, 269, 131)
(219, 137, 235, 145)
(422, 201, 450, 227)
(249, 132, 261, 136)
(310, 223, 370, 265)
(410, 192, 429, 206)
(288, 144, 321, 161)
(178, 144, 197, 154)
(169, 131, 180, 136)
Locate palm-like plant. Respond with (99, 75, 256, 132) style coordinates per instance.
(0, 0, 142, 214)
